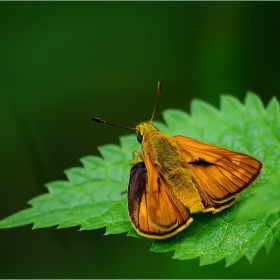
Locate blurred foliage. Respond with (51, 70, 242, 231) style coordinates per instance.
(1, 2, 280, 278)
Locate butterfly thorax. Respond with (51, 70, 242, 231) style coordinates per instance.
(136, 122, 183, 173)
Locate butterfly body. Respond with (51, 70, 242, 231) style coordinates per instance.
(137, 122, 204, 212)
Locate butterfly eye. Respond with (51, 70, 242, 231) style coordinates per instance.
(137, 132, 143, 143)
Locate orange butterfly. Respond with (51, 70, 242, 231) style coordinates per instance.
(93, 82, 263, 239)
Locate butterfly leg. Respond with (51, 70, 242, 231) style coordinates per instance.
(131, 150, 143, 166)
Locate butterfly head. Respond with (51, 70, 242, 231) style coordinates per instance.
(136, 122, 158, 143)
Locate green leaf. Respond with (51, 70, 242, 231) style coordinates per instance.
(0, 92, 279, 267)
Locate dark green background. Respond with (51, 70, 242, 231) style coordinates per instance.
(0, 2, 279, 278)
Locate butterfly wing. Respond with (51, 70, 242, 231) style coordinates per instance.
(127, 156, 193, 239)
(173, 136, 263, 212)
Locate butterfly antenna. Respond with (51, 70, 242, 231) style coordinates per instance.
(92, 117, 136, 131)
(150, 81, 162, 123)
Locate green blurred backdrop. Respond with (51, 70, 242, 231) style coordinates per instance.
(1, 2, 280, 278)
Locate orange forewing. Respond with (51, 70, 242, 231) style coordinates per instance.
(127, 158, 193, 239)
(173, 136, 262, 212)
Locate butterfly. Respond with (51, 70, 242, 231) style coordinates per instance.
(93, 82, 263, 239)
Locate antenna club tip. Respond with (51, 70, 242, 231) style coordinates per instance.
(157, 81, 163, 93)
(91, 117, 103, 123)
